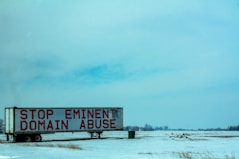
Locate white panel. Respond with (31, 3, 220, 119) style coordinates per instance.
(9, 108, 14, 133)
(5, 108, 9, 133)
(5, 108, 14, 134)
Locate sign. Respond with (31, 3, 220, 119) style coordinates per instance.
(14, 108, 123, 132)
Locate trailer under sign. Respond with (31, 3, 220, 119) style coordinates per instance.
(15, 108, 123, 132)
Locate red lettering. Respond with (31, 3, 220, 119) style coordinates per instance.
(46, 109, 54, 119)
(20, 120, 69, 131)
(30, 120, 37, 130)
(95, 119, 101, 129)
(38, 120, 45, 130)
(73, 109, 80, 119)
(65, 109, 72, 119)
(95, 109, 101, 118)
(20, 109, 27, 120)
(20, 120, 28, 130)
(87, 109, 94, 118)
(81, 109, 86, 119)
(110, 119, 116, 128)
(103, 109, 109, 118)
(80, 120, 86, 129)
(29, 109, 36, 119)
(38, 109, 45, 119)
(61, 120, 68, 130)
(47, 120, 53, 130)
(88, 120, 94, 129)
(110, 109, 116, 118)
(55, 120, 60, 130)
(103, 119, 109, 128)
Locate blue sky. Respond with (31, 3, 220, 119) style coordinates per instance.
(0, 0, 239, 129)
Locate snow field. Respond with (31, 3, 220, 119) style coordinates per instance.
(0, 131, 239, 159)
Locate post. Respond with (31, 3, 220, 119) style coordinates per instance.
(128, 131, 135, 139)
(6, 134, 9, 141)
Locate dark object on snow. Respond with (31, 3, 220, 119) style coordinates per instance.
(128, 131, 135, 139)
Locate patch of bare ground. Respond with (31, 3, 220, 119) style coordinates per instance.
(206, 136, 239, 138)
(138, 152, 153, 155)
(23, 143, 82, 150)
(173, 152, 193, 159)
(170, 133, 208, 141)
(172, 152, 236, 159)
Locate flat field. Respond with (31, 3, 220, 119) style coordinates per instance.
(0, 131, 239, 159)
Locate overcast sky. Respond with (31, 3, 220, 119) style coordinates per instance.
(1, 0, 239, 129)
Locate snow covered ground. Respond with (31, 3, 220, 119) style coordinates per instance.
(0, 131, 239, 159)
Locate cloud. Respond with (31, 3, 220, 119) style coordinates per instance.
(1, 0, 239, 128)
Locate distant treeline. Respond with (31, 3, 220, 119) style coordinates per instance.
(124, 124, 169, 131)
(124, 124, 239, 131)
(227, 125, 239, 131)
